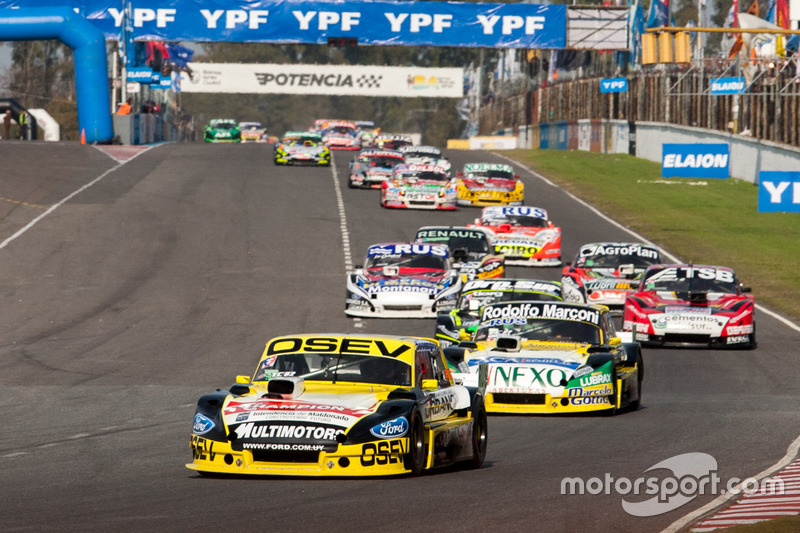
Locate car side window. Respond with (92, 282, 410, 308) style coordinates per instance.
(600, 313, 614, 342)
(415, 349, 436, 387)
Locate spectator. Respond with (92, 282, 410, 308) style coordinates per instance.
(18, 110, 29, 140)
(117, 99, 131, 115)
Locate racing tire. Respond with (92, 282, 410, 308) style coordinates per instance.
(627, 350, 643, 412)
(604, 373, 619, 417)
(404, 407, 427, 476)
(747, 323, 757, 350)
(469, 396, 488, 469)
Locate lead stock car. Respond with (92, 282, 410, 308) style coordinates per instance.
(188, 334, 488, 477)
(622, 264, 756, 348)
(345, 243, 462, 318)
(444, 301, 642, 415)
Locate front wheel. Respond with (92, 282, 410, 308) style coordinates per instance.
(469, 396, 488, 469)
(404, 407, 427, 476)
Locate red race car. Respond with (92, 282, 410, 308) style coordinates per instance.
(622, 264, 756, 349)
(468, 206, 561, 266)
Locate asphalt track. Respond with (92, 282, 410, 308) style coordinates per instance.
(1, 141, 799, 533)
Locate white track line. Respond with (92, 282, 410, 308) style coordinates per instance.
(0, 145, 155, 251)
(329, 153, 363, 329)
(493, 152, 800, 532)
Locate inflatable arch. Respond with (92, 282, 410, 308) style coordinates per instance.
(0, 7, 113, 143)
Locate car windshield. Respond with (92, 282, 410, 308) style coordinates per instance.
(325, 126, 355, 136)
(397, 170, 448, 181)
(253, 353, 411, 386)
(286, 136, 319, 144)
(446, 236, 490, 256)
(213, 121, 237, 129)
(642, 269, 739, 294)
(484, 214, 548, 228)
(366, 252, 448, 275)
(378, 138, 412, 149)
(458, 290, 561, 313)
(240, 123, 263, 130)
(468, 170, 513, 180)
(579, 251, 660, 270)
(359, 156, 403, 167)
(474, 319, 602, 344)
(406, 150, 441, 159)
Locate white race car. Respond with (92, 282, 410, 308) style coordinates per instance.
(345, 243, 462, 318)
(398, 145, 451, 174)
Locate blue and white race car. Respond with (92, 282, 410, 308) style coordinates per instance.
(346, 243, 462, 318)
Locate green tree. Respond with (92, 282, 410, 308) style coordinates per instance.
(7, 40, 77, 139)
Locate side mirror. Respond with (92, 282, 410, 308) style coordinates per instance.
(421, 378, 438, 391)
(741, 286, 752, 293)
(236, 375, 251, 383)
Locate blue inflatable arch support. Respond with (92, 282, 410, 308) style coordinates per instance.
(0, 7, 113, 143)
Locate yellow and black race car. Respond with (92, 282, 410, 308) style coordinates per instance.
(444, 301, 642, 415)
(188, 333, 487, 476)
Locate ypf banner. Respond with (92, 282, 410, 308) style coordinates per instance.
(0, 0, 567, 49)
(758, 171, 800, 213)
(179, 63, 464, 97)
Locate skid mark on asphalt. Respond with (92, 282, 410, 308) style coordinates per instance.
(690, 460, 800, 531)
(330, 153, 363, 329)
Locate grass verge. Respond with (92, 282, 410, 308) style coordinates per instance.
(504, 149, 800, 323)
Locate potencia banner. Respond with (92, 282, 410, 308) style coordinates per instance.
(179, 63, 463, 97)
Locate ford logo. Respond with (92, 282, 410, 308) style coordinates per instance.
(193, 414, 215, 435)
(370, 416, 409, 439)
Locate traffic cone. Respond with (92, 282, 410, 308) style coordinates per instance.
(80, 129, 86, 145)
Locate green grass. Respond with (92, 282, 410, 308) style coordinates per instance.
(504, 149, 800, 322)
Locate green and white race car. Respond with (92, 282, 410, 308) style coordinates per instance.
(204, 119, 241, 143)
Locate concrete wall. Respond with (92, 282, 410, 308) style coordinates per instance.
(634, 122, 800, 183)
(533, 120, 800, 184)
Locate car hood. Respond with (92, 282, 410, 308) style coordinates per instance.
(392, 179, 449, 187)
(222, 390, 381, 430)
(633, 291, 751, 311)
(359, 276, 450, 293)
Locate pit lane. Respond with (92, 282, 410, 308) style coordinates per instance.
(1, 141, 798, 532)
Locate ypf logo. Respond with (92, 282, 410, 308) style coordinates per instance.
(758, 171, 800, 213)
(600, 77, 628, 93)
